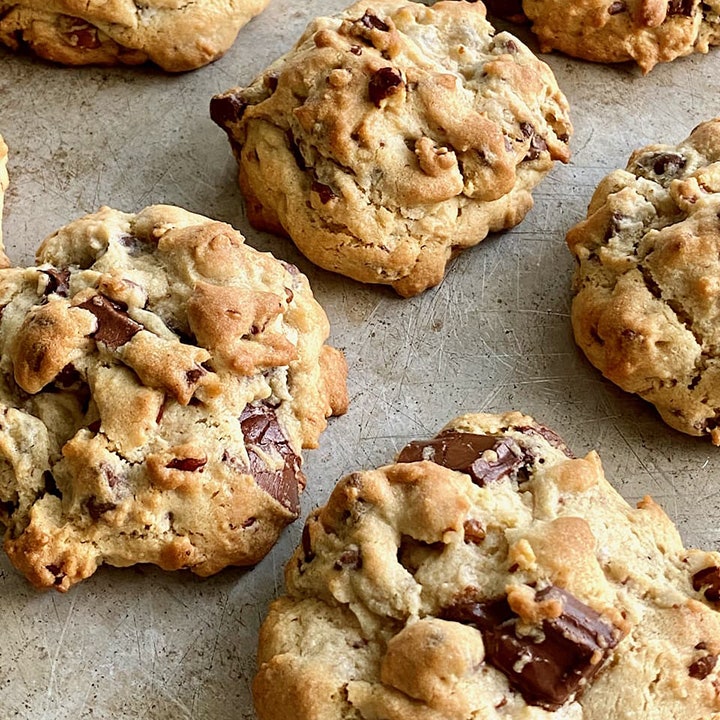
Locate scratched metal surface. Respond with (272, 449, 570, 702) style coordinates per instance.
(1, 2, 720, 717)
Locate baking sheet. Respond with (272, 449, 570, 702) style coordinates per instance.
(2, 2, 720, 717)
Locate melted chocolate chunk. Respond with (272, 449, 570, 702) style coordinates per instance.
(525, 134, 548, 161)
(301, 522, 315, 563)
(118, 234, 154, 256)
(397, 430, 524, 486)
(210, 91, 248, 129)
(442, 586, 622, 709)
(334, 545, 362, 570)
(693, 566, 720, 602)
(369, 67, 404, 107)
(482, 0, 528, 22)
(78, 294, 142, 349)
(516, 425, 576, 458)
(240, 404, 302, 515)
(608, 1, 627, 13)
(667, 0, 694, 15)
(166, 457, 207, 472)
(55, 363, 82, 388)
(634, 151, 687, 182)
(359, 10, 390, 31)
(64, 19, 100, 49)
(311, 180, 338, 203)
(43, 268, 70, 297)
(689, 653, 718, 680)
(85, 496, 117, 521)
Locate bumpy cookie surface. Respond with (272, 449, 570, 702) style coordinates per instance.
(253, 412, 720, 719)
(568, 118, 720, 444)
(0, 0, 270, 71)
(0, 134, 8, 266)
(0, 204, 347, 591)
(486, 0, 720, 73)
(211, 0, 572, 297)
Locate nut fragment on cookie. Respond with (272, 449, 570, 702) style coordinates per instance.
(484, 0, 720, 73)
(567, 117, 720, 444)
(211, 0, 572, 297)
(253, 412, 720, 719)
(0, 204, 347, 591)
(0, 0, 271, 71)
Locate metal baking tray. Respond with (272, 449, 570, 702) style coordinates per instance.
(2, 2, 719, 717)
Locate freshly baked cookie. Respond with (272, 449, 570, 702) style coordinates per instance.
(211, 0, 572, 297)
(254, 412, 720, 719)
(486, 0, 720, 73)
(0, 204, 348, 591)
(568, 118, 720, 444)
(0, 0, 270, 71)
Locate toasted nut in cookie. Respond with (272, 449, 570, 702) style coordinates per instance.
(485, 0, 720, 73)
(0, 204, 347, 591)
(568, 117, 720, 444)
(211, 0, 572, 297)
(0, 0, 271, 71)
(253, 412, 720, 719)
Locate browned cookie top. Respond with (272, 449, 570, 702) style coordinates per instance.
(253, 412, 720, 719)
(568, 117, 720, 444)
(212, 0, 572, 296)
(486, 0, 720, 73)
(0, 0, 270, 70)
(0, 204, 348, 591)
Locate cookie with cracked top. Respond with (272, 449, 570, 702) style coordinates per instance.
(253, 412, 720, 719)
(0, 0, 270, 71)
(211, 0, 572, 297)
(568, 118, 720, 444)
(485, 0, 720, 73)
(0, 203, 347, 591)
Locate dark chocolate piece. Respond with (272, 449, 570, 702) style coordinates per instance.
(441, 585, 622, 709)
(667, 0, 693, 16)
(369, 67, 404, 107)
(482, 0, 528, 22)
(210, 91, 247, 128)
(359, 11, 390, 31)
(166, 457, 207, 472)
(43, 268, 70, 297)
(693, 566, 720, 602)
(689, 653, 718, 680)
(311, 180, 338, 203)
(85, 497, 117, 521)
(516, 424, 576, 458)
(240, 404, 303, 514)
(78, 294, 142, 349)
(397, 430, 524, 486)
(608, 1, 626, 14)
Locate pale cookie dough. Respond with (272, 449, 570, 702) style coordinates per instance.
(254, 412, 720, 719)
(211, 0, 572, 297)
(0, 0, 270, 71)
(485, 0, 720, 73)
(0, 204, 348, 591)
(568, 118, 720, 444)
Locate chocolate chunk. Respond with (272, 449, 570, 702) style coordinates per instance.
(463, 519, 486, 543)
(369, 67, 404, 107)
(301, 522, 315, 563)
(516, 425, 576, 458)
(43, 268, 70, 297)
(64, 19, 100, 50)
(397, 430, 525, 487)
(667, 0, 693, 16)
(359, 10, 390, 31)
(311, 180, 338, 203)
(118, 233, 154, 256)
(442, 586, 622, 709)
(525, 134, 548, 161)
(693, 566, 720, 602)
(608, 1, 626, 13)
(210, 91, 248, 128)
(78, 294, 142, 349)
(166, 457, 207, 472)
(689, 654, 718, 680)
(85, 496, 117, 521)
(634, 151, 687, 182)
(263, 73, 279, 92)
(334, 545, 362, 570)
(240, 404, 303, 515)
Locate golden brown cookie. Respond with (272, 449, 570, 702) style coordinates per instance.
(254, 412, 720, 719)
(487, 0, 720, 73)
(0, 0, 270, 71)
(211, 0, 572, 297)
(0, 203, 347, 591)
(568, 117, 720, 444)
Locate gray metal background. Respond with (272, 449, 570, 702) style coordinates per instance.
(1, 2, 720, 717)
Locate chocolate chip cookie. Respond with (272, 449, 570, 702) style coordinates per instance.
(486, 0, 720, 73)
(0, 0, 270, 71)
(254, 412, 720, 719)
(568, 118, 720, 443)
(211, 0, 572, 297)
(0, 204, 348, 591)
